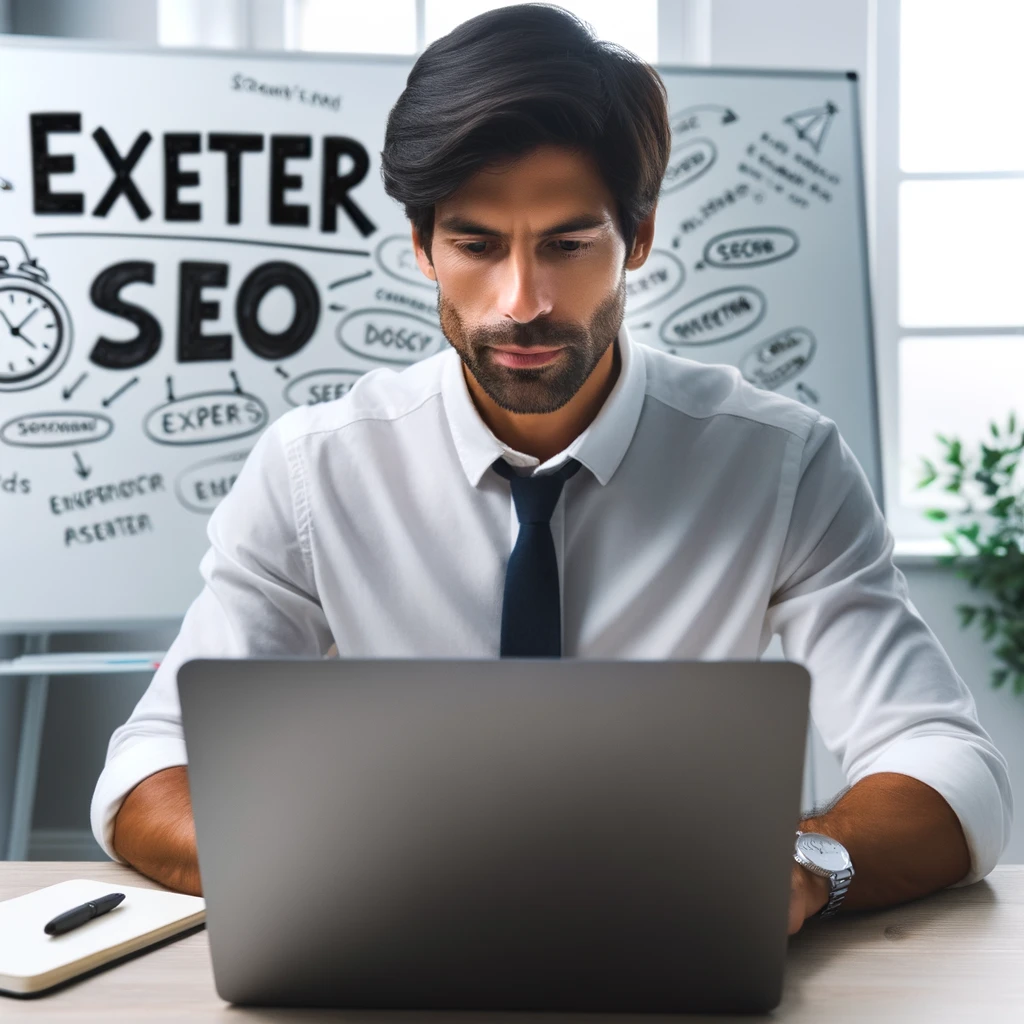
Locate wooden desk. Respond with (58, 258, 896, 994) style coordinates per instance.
(2, 862, 1022, 1022)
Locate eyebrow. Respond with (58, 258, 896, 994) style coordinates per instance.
(436, 214, 610, 237)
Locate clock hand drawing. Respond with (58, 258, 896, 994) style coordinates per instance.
(15, 305, 41, 335)
(0, 306, 39, 347)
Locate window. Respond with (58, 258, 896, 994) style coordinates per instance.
(295, 0, 658, 60)
(873, 0, 1024, 546)
(422, 1, 657, 61)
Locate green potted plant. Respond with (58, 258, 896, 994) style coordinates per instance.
(917, 412, 1024, 695)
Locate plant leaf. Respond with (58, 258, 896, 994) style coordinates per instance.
(981, 445, 1003, 471)
(992, 496, 1015, 519)
(957, 523, 981, 545)
(917, 457, 938, 489)
(991, 668, 1009, 689)
(956, 604, 978, 628)
(924, 508, 949, 521)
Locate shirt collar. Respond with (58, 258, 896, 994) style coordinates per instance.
(440, 325, 647, 487)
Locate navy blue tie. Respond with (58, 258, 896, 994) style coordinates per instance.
(492, 457, 582, 657)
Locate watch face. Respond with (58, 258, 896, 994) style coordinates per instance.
(796, 832, 851, 872)
(0, 281, 69, 389)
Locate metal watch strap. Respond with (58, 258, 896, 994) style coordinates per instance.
(817, 865, 854, 918)
(795, 830, 854, 919)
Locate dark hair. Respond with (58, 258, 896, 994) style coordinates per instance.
(381, 3, 670, 255)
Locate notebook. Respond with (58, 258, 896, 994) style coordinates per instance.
(0, 878, 206, 996)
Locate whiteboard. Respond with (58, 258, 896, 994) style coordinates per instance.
(0, 39, 879, 630)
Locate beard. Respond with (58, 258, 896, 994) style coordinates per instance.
(438, 277, 625, 415)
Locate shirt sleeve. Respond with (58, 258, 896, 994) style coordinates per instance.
(764, 413, 1013, 887)
(90, 414, 332, 860)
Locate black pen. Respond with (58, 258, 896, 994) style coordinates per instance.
(43, 893, 126, 936)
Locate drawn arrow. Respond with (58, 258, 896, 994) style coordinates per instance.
(0, 177, 12, 192)
(275, 366, 290, 379)
(62, 371, 87, 400)
(328, 270, 372, 290)
(796, 382, 820, 405)
(670, 104, 739, 133)
(101, 376, 138, 407)
(229, 370, 243, 394)
(72, 451, 92, 480)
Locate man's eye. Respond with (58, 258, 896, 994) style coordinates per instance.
(458, 239, 592, 258)
(554, 240, 593, 257)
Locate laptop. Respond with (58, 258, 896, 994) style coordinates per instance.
(178, 657, 811, 1013)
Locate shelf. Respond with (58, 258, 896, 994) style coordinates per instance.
(0, 652, 164, 676)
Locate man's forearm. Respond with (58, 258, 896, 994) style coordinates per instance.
(799, 771, 972, 913)
(112, 765, 202, 896)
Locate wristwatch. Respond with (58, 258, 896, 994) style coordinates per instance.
(793, 831, 854, 919)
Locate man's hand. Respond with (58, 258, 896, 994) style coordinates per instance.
(788, 862, 829, 935)
(112, 765, 202, 896)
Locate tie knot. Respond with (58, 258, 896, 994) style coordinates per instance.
(492, 457, 582, 524)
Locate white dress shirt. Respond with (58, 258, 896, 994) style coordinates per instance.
(91, 327, 1012, 883)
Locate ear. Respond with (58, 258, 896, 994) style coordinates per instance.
(411, 226, 437, 282)
(624, 211, 656, 272)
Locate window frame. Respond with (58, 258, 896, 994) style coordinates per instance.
(287, 0, 679, 62)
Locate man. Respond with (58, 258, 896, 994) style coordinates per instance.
(93, 5, 1011, 936)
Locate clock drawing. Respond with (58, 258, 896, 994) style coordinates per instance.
(0, 237, 73, 392)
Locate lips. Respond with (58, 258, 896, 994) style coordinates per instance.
(489, 347, 564, 369)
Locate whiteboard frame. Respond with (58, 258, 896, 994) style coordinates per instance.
(0, 36, 882, 633)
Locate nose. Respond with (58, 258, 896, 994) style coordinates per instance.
(495, 249, 553, 324)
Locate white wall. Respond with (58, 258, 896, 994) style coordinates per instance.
(709, 0, 869, 74)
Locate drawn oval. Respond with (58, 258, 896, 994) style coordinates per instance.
(659, 286, 767, 348)
(375, 235, 433, 291)
(661, 137, 717, 195)
(175, 450, 250, 515)
(0, 411, 113, 448)
(625, 250, 686, 315)
(284, 368, 364, 407)
(703, 227, 799, 269)
(143, 390, 269, 447)
(740, 328, 817, 391)
(337, 308, 447, 365)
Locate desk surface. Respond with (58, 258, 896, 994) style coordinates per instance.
(1, 862, 1022, 1022)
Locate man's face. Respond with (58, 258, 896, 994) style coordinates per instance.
(413, 146, 644, 415)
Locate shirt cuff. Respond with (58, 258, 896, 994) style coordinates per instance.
(90, 737, 189, 862)
(851, 733, 1012, 887)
